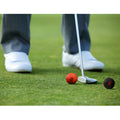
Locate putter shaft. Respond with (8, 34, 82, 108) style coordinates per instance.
(74, 14, 84, 77)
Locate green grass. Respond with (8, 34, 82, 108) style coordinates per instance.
(0, 14, 120, 105)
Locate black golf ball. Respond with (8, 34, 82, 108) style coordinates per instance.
(103, 78, 115, 89)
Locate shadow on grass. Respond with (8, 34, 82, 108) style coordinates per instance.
(31, 67, 64, 75)
(87, 69, 103, 72)
(103, 68, 120, 75)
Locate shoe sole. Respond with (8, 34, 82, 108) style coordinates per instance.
(63, 63, 104, 71)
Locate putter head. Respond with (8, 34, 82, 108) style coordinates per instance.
(78, 76, 97, 84)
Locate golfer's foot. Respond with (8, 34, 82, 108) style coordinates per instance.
(62, 51, 104, 70)
(4, 52, 32, 72)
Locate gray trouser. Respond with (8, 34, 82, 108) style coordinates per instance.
(1, 14, 31, 55)
(62, 14, 91, 54)
(1, 14, 90, 55)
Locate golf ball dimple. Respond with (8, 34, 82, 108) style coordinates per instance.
(66, 73, 77, 84)
(103, 78, 115, 89)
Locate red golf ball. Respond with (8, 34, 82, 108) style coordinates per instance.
(66, 73, 77, 84)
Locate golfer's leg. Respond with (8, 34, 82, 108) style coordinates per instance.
(1, 14, 32, 72)
(61, 14, 91, 54)
(61, 14, 104, 70)
(1, 14, 31, 55)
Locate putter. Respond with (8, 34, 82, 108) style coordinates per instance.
(74, 14, 97, 84)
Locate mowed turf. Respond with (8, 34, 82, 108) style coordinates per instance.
(0, 14, 120, 105)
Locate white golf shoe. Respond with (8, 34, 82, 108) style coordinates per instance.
(62, 51, 104, 70)
(4, 52, 32, 72)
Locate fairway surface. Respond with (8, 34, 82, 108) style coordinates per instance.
(0, 14, 120, 105)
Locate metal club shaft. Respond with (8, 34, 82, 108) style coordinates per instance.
(74, 14, 84, 77)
